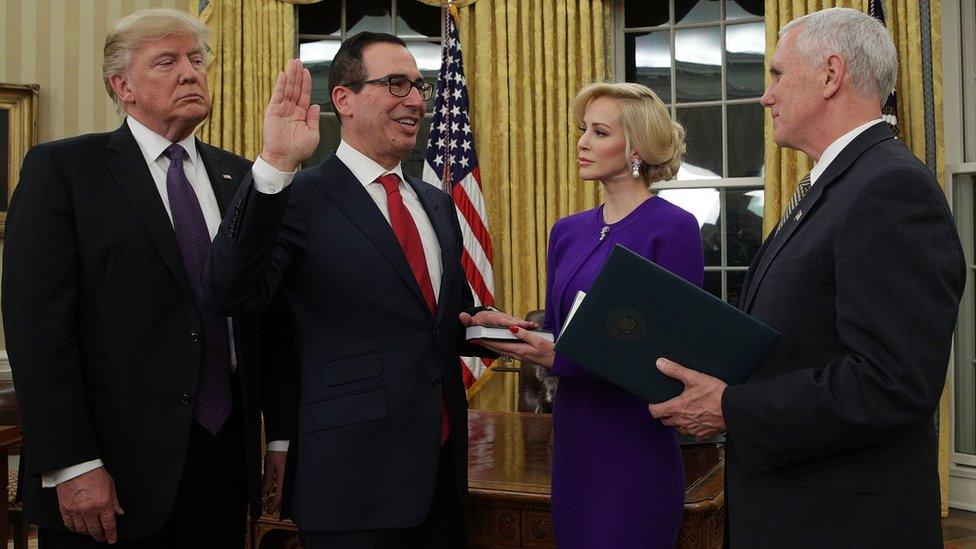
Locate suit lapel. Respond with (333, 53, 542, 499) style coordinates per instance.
(313, 155, 432, 315)
(741, 123, 895, 312)
(196, 141, 238, 215)
(103, 123, 192, 297)
(405, 175, 455, 324)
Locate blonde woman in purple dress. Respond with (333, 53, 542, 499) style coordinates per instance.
(474, 83, 703, 548)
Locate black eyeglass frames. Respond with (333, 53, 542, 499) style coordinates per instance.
(346, 74, 434, 101)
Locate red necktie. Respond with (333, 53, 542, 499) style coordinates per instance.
(377, 174, 450, 445)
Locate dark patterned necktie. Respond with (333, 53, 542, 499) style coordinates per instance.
(776, 173, 812, 233)
(164, 144, 232, 435)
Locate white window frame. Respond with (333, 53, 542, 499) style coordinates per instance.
(614, 0, 766, 302)
(942, 0, 976, 512)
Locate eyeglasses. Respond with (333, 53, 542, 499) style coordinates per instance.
(347, 74, 434, 101)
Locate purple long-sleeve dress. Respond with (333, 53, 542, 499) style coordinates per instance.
(544, 197, 704, 549)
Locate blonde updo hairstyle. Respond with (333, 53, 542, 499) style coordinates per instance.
(573, 82, 686, 184)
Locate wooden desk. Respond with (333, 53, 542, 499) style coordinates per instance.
(252, 411, 724, 548)
(0, 426, 23, 549)
(467, 410, 724, 548)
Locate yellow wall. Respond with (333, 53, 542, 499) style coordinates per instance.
(0, 0, 184, 144)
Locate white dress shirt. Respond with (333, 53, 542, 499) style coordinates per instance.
(809, 119, 886, 186)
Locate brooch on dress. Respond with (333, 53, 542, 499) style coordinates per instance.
(599, 225, 611, 241)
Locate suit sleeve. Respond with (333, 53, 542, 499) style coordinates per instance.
(202, 172, 306, 315)
(722, 165, 965, 473)
(1, 145, 102, 476)
(261, 293, 300, 442)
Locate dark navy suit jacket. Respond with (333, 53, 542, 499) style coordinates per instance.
(204, 153, 478, 531)
(722, 123, 965, 548)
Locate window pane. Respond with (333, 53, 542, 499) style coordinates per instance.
(676, 106, 722, 179)
(675, 26, 722, 103)
(403, 117, 434, 180)
(625, 32, 672, 104)
(726, 22, 765, 99)
(300, 38, 342, 111)
(625, 1, 669, 28)
(298, 3, 341, 36)
(676, 0, 720, 24)
(306, 115, 342, 168)
(726, 0, 764, 19)
(396, 2, 442, 38)
(725, 188, 764, 266)
(405, 41, 442, 111)
(726, 270, 747, 305)
(727, 103, 764, 177)
(704, 270, 722, 299)
(953, 174, 976, 455)
(348, 0, 392, 34)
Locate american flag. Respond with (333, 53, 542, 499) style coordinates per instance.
(423, 7, 496, 397)
(869, 0, 899, 137)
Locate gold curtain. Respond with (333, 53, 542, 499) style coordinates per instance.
(764, 0, 950, 517)
(192, 0, 296, 159)
(457, 0, 613, 411)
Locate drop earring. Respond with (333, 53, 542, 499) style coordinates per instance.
(631, 158, 641, 179)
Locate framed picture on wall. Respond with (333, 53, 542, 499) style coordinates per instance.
(0, 83, 38, 238)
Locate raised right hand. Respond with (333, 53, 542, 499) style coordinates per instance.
(55, 466, 124, 543)
(260, 58, 321, 172)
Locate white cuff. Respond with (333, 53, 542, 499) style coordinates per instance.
(267, 440, 290, 452)
(252, 156, 296, 194)
(42, 459, 104, 488)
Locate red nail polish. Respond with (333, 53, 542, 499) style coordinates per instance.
(509, 326, 519, 334)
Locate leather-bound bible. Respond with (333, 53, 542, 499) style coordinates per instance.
(554, 244, 779, 403)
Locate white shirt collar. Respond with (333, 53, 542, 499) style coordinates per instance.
(126, 116, 200, 168)
(809, 119, 885, 185)
(335, 140, 405, 188)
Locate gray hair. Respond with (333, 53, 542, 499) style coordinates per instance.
(782, 7, 897, 105)
(103, 8, 210, 114)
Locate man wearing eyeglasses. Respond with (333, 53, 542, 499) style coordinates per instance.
(203, 32, 529, 549)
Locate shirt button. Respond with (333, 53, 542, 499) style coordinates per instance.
(180, 393, 192, 405)
(432, 377, 443, 388)
(189, 331, 200, 342)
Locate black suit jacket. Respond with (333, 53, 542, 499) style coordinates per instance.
(204, 153, 479, 532)
(722, 123, 965, 548)
(1, 123, 295, 540)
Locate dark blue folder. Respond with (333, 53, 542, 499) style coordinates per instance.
(554, 245, 779, 403)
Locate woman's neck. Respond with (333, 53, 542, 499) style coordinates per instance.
(601, 175, 653, 224)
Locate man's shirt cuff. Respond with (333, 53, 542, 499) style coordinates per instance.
(267, 440, 290, 452)
(252, 156, 296, 194)
(42, 459, 104, 488)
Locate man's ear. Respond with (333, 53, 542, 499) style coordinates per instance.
(822, 53, 845, 100)
(332, 86, 353, 119)
(110, 73, 135, 105)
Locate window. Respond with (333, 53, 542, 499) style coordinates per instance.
(615, 0, 765, 303)
(946, 0, 976, 511)
(297, 0, 443, 177)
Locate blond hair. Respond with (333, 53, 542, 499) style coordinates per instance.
(103, 9, 210, 114)
(573, 82, 685, 183)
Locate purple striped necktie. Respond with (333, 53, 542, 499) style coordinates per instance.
(164, 143, 232, 435)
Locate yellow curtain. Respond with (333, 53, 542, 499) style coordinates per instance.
(458, 0, 612, 411)
(764, 0, 950, 517)
(192, 0, 296, 159)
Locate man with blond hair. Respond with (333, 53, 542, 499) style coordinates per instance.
(650, 7, 964, 548)
(2, 8, 294, 547)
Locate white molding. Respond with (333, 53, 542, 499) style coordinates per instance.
(950, 464, 976, 510)
(0, 351, 9, 381)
